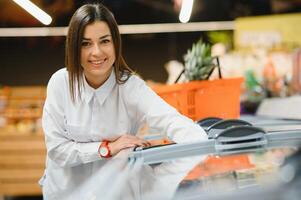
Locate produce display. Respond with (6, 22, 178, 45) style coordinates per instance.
(180, 148, 296, 193)
(0, 86, 45, 134)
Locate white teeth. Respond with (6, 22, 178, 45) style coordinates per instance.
(90, 60, 105, 65)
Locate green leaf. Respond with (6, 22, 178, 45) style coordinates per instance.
(184, 39, 214, 81)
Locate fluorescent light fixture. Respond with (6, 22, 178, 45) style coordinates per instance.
(179, 0, 194, 23)
(0, 22, 235, 37)
(13, 0, 52, 25)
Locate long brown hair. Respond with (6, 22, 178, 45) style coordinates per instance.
(65, 3, 133, 102)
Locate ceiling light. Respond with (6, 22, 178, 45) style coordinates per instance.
(179, 0, 194, 23)
(13, 0, 52, 25)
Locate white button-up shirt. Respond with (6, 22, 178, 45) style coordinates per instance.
(40, 68, 207, 199)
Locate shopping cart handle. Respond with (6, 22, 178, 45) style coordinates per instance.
(197, 117, 222, 128)
(207, 119, 252, 139)
(133, 142, 176, 151)
(128, 127, 301, 165)
(129, 140, 215, 165)
(215, 126, 267, 153)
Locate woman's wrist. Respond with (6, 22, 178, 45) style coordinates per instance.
(107, 141, 116, 156)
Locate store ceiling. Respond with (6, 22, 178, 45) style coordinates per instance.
(0, 0, 300, 27)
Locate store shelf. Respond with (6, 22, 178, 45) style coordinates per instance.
(0, 131, 45, 196)
(0, 86, 46, 197)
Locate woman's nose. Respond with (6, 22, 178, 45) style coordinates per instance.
(91, 44, 102, 55)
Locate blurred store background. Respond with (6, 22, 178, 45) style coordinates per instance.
(1, 0, 301, 85)
(1, 0, 301, 199)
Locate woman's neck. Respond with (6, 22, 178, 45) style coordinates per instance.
(84, 69, 112, 89)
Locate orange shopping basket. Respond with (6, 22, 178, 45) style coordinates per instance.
(152, 78, 243, 121)
(152, 58, 244, 121)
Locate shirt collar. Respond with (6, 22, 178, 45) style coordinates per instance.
(82, 70, 116, 105)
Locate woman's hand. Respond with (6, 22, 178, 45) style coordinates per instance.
(108, 135, 151, 156)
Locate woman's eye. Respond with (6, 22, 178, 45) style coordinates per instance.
(81, 41, 90, 46)
(101, 39, 110, 44)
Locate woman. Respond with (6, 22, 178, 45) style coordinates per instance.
(40, 3, 207, 199)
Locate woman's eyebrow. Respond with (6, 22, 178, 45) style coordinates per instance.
(82, 34, 111, 41)
(99, 34, 111, 39)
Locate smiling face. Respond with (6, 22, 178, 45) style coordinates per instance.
(80, 21, 116, 88)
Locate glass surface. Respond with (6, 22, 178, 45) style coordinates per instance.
(174, 147, 297, 199)
(62, 145, 298, 200)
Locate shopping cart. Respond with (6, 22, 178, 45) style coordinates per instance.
(129, 116, 301, 200)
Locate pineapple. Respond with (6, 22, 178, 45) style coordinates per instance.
(184, 39, 215, 81)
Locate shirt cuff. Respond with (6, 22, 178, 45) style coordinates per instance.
(78, 141, 102, 163)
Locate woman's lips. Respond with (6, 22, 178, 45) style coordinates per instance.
(89, 59, 106, 67)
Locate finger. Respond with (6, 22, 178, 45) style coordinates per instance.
(119, 136, 150, 148)
(126, 139, 145, 147)
(121, 142, 137, 149)
(144, 140, 152, 147)
(139, 141, 150, 147)
(123, 145, 135, 150)
(137, 141, 151, 148)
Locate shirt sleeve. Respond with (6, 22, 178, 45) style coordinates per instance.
(127, 76, 208, 143)
(42, 71, 102, 168)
